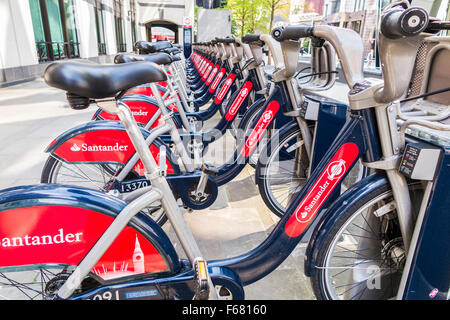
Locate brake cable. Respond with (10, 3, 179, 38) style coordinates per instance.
(296, 71, 338, 83)
(235, 57, 255, 75)
(293, 66, 311, 78)
(400, 86, 450, 103)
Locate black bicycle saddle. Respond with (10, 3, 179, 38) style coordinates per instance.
(44, 61, 167, 99)
(114, 52, 173, 65)
(135, 40, 172, 53)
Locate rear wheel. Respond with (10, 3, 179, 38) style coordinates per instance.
(0, 265, 99, 300)
(41, 156, 167, 226)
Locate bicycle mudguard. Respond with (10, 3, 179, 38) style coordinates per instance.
(303, 172, 388, 277)
(0, 184, 181, 282)
(124, 86, 180, 112)
(45, 120, 180, 176)
(102, 95, 182, 129)
(96, 98, 162, 128)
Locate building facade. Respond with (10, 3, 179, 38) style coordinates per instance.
(321, 0, 450, 63)
(137, 0, 194, 44)
(289, 0, 323, 25)
(0, 0, 194, 87)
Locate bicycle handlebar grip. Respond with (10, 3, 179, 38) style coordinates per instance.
(241, 33, 261, 44)
(215, 37, 235, 44)
(380, 6, 429, 39)
(271, 25, 314, 42)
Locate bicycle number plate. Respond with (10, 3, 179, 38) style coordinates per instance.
(119, 179, 151, 193)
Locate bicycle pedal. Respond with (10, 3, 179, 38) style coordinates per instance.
(193, 259, 210, 300)
(201, 162, 219, 177)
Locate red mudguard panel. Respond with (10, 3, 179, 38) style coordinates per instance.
(0, 205, 168, 280)
(98, 100, 162, 127)
(118, 87, 179, 112)
(52, 129, 174, 174)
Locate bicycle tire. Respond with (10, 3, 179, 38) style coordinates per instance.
(310, 183, 416, 300)
(256, 124, 308, 217)
(41, 156, 168, 226)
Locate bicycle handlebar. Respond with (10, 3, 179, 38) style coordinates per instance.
(380, 6, 429, 39)
(271, 25, 314, 42)
(241, 33, 261, 44)
(215, 37, 235, 44)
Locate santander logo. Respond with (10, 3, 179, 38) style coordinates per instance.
(202, 64, 213, 81)
(219, 79, 233, 99)
(327, 160, 346, 180)
(132, 110, 148, 116)
(225, 82, 252, 121)
(206, 65, 219, 85)
(245, 109, 273, 149)
(70, 142, 129, 152)
(240, 101, 279, 157)
(284, 143, 359, 238)
(215, 74, 236, 104)
(1, 228, 82, 247)
(70, 144, 81, 152)
(209, 69, 225, 92)
(295, 161, 346, 223)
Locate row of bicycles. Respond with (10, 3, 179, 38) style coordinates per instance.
(0, 1, 448, 300)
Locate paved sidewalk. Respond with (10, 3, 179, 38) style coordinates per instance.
(0, 79, 316, 300)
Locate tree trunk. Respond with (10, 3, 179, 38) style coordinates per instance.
(267, 5, 275, 65)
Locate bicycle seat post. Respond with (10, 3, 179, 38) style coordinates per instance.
(113, 97, 218, 299)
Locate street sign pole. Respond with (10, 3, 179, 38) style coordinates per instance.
(183, 16, 193, 59)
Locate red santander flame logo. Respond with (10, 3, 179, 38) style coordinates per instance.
(429, 288, 439, 298)
(284, 143, 359, 238)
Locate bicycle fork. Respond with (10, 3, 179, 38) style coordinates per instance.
(364, 103, 415, 252)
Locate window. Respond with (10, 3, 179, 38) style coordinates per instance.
(351, 20, 361, 33)
(94, 0, 106, 55)
(331, 0, 341, 14)
(29, 0, 79, 62)
(114, 0, 126, 52)
(353, 0, 365, 12)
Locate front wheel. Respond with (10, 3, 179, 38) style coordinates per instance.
(310, 184, 416, 300)
(256, 124, 309, 217)
(256, 124, 365, 218)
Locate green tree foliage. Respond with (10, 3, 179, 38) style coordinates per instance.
(228, 0, 290, 37)
(261, 0, 289, 32)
